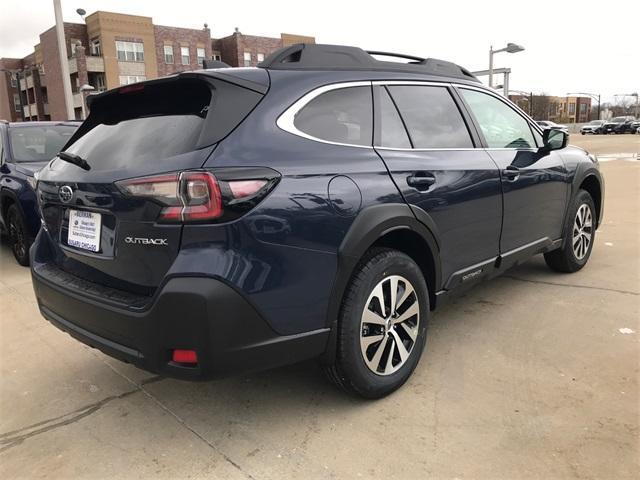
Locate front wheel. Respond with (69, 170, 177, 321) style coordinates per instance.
(544, 190, 596, 273)
(7, 204, 31, 266)
(325, 249, 428, 398)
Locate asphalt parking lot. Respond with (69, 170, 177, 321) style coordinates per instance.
(1, 135, 638, 479)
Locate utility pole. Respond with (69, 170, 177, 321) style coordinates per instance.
(53, 0, 74, 120)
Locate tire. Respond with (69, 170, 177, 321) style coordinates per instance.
(7, 204, 31, 266)
(324, 248, 429, 399)
(544, 190, 596, 273)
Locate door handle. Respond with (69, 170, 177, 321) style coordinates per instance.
(502, 166, 520, 181)
(407, 173, 436, 190)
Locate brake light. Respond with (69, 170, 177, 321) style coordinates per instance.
(119, 84, 145, 94)
(116, 171, 222, 222)
(179, 171, 222, 221)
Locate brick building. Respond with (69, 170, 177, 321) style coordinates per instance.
(0, 10, 314, 121)
(509, 94, 592, 123)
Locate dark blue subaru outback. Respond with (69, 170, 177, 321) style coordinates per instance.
(30, 44, 604, 398)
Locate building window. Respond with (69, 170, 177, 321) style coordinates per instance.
(568, 103, 576, 115)
(197, 47, 206, 65)
(164, 45, 174, 64)
(93, 74, 106, 92)
(243, 52, 252, 67)
(119, 75, 146, 86)
(10, 73, 17, 87)
(38, 64, 45, 75)
(181, 46, 190, 65)
(257, 53, 264, 63)
(116, 41, 144, 62)
(580, 103, 587, 113)
(13, 94, 21, 112)
(90, 38, 101, 56)
(212, 52, 221, 61)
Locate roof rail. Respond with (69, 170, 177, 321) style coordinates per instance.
(258, 43, 478, 82)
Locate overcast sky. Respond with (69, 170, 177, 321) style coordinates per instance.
(1, 0, 638, 103)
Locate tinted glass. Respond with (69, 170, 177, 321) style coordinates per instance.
(67, 116, 206, 169)
(9, 126, 76, 162)
(376, 87, 411, 148)
(461, 89, 536, 148)
(65, 79, 219, 170)
(387, 86, 472, 149)
(294, 86, 373, 146)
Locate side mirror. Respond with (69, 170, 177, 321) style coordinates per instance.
(542, 128, 568, 152)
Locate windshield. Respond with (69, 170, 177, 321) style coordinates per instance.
(610, 117, 625, 123)
(9, 125, 76, 162)
(589, 121, 603, 125)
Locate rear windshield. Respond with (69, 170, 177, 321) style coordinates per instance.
(65, 79, 211, 169)
(64, 77, 263, 171)
(9, 125, 76, 162)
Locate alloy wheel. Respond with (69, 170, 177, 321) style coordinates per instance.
(572, 204, 593, 260)
(360, 275, 420, 376)
(9, 213, 27, 260)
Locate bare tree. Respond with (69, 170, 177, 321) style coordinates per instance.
(530, 94, 552, 120)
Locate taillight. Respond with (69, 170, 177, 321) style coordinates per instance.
(116, 169, 277, 223)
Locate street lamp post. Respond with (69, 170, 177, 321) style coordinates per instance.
(488, 43, 524, 88)
(53, 0, 74, 120)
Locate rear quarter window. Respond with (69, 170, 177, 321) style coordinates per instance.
(293, 86, 373, 146)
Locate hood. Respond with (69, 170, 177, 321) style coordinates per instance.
(15, 161, 48, 176)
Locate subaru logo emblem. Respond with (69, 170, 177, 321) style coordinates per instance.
(59, 185, 74, 203)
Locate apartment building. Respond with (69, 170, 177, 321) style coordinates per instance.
(509, 94, 592, 123)
(1, 10, 315, 122)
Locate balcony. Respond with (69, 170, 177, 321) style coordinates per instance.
(68, 55, 105, 74)
(22, 103, 38, 118)
(19, 76, 34, 91)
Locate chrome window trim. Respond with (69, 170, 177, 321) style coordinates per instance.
(276, 81, 374, 149)
(276, 79, 544, 151)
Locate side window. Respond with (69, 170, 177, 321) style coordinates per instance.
(460, 89, 536, 149)
(375, 86, 411, 148)
(387, 85, 473, 148)
(294, 86, 373, 146)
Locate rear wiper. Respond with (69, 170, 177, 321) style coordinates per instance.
(58, 151, 90, 171)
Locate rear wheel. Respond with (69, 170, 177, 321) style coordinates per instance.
(325, 249, 428, 398)
(544, 189, 596, 273)
(7, 204, 31, 266)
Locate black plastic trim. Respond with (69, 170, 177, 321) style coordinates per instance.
(259, 44, 480, 82)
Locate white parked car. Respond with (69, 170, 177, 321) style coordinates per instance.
(536, 121, 569, 133)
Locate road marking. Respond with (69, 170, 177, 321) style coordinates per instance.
(618, 328, 635, 335)
(597, 153, 639, 162)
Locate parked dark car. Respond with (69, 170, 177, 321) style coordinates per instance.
(580, 120, 606, 134)
(602, 116, 637, 134)
(30, 44, 604, 398)
(0, 121, 79, 265)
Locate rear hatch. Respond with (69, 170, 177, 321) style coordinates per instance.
(36, 71, 267, 298)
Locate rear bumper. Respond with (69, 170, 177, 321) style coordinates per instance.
(31, 258, 329, 380)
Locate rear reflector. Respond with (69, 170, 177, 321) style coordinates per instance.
(172, 349, 198, 364)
